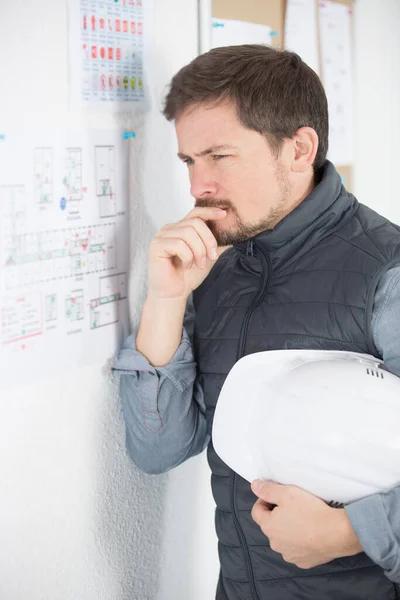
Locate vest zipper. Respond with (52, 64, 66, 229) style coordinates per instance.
(238, 242, 272, 360)
(230, 240, 272, 600)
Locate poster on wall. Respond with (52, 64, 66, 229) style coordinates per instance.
(284, 0, 320, 76)
(0, 129, 130, 390)
(68, 0, 153, 111)
(319, 0, 354, 166)
(212, 19, 273, 49)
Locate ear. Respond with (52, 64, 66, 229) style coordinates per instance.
(291, 127, 319, 173)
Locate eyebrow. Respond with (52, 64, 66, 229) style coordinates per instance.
(177, 144, 238, 160)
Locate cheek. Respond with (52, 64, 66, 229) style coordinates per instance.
(220, 163, 278, 218)
(228, 164, 273, 195)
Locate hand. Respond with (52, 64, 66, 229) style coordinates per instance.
(251, 480, 363, 569)
(147, 207, 229, 300)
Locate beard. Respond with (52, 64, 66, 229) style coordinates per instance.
(195, 174, 291, 246)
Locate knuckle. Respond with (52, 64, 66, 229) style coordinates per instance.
(187, 219, 206, 234)
(187, 218, 217, 245)
(181, 225, 198, 239)
(189, 216, 211, 230)
(251, 506, 259, 522)
(177, 239, 189, 251)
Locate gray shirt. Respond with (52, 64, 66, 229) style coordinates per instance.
(113, 266, 400, 582)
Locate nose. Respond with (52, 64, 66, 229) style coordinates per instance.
(189, 163, 218, 199)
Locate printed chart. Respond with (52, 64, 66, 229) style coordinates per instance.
(68, 0, 153, 108)
(0, 129, 130, 389)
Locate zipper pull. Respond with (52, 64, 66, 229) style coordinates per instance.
(246, 240, 254, 256)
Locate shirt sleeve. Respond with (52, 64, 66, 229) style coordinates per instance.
(112, 295, 209, 474)
(345, 266, 400, 582)
(371, 266, 400, 377)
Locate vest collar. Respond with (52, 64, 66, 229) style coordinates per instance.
(234, 161, 359, 265)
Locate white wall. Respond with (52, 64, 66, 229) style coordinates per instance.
(0, 1, 218, 599)
(353, 0, 400, 221)
(0, 1, 399, 600)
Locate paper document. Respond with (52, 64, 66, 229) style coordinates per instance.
(68, 0, 153, 110)
(212, 19, 272, 49)
(284, 0, 320, 75)
(0, 129, 130, 390)
(319, 1, 354, 166)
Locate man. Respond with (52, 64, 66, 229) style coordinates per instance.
(113, 45, 400, 599)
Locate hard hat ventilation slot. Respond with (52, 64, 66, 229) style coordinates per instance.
(326, 500, 345, 508)
(366, 368, 384, 379)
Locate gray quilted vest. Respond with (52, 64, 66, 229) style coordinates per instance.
(193, 161, 400, 600)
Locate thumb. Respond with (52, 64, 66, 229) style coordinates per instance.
(251, 480, 284, 505)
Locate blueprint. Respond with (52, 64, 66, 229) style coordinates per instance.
(0, 129, 130, 389)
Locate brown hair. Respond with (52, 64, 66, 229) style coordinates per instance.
(163, 44, 329, 170)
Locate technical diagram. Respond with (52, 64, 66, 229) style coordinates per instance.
(95, 145, 117, 218)
(34, 147, 53, 205)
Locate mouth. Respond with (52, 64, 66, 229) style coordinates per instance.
(195, 200, 231, 211)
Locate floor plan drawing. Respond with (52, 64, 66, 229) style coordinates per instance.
(45, 294, 58, 323)
(90, 272, 127, 330)
(66, 290, 84, 322)
(34, 147, 53, 205)
(2, 223, 117, 288)
(0, 129, 129, 389)
(1, 185, 27, 240)
(95, 145, 117, 218)
(64, 147, 83, 201)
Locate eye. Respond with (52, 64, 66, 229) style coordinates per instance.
(213, 154, 228, 160)
(182, 157, 194, 165)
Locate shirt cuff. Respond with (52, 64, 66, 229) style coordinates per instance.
(345, 492, 400, 581)
(112, 327, 196, 391)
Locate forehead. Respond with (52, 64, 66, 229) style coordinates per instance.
(175, 100, 245, 144)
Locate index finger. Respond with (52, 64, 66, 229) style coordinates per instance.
(183, 206, 227, 222)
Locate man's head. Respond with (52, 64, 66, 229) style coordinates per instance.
(163, 44, 329, 245)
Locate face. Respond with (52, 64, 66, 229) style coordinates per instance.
(175, 100, 295, 246)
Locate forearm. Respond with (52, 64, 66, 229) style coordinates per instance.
(345, 487, 400, 582)
(119, 369, 208, 474)
(114, 327, 209, 475)
(136, 295, 187, 367)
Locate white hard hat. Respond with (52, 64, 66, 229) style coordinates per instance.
(212, 350, 400, 506)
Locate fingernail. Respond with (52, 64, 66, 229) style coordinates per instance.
(211, 247, 218, 260)
(252, 479, 264, 493)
